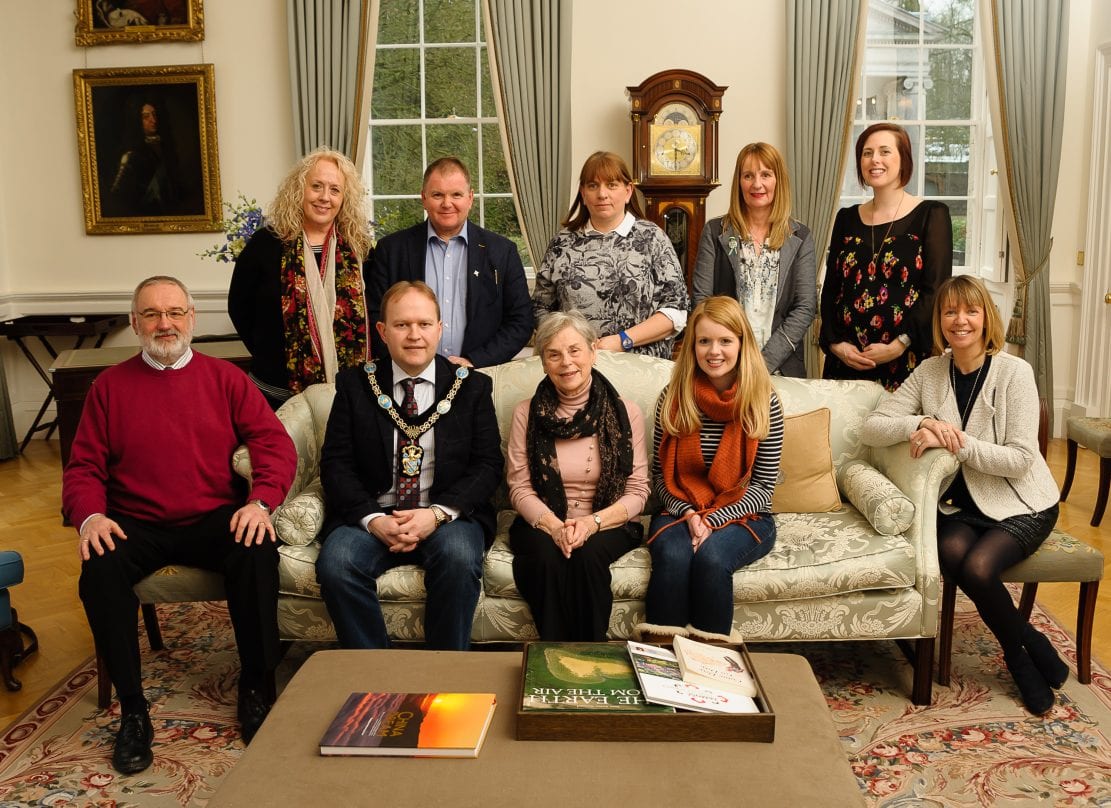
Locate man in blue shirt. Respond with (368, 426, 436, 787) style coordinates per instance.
(367, 157, 533, 367)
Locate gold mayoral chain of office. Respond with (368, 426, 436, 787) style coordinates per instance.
(362, 361, 470, 477)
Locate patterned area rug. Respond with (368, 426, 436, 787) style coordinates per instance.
(0, 598, 1108, 806)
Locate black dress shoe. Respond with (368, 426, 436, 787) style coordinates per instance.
(1022, 624, 1069, 688)
(1004, 649, 1055, 715)
(112, 712, 153, 775)
(238, 687, 271, 744)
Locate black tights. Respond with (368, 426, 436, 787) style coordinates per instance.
(938, 520, 1027, 657)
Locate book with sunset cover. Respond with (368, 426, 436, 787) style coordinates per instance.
(319, 692, 497, 757)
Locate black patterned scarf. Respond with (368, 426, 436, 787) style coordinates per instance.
(525, 369, 633, 521)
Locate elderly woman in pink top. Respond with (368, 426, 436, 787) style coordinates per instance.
(507, 310, 650, 640)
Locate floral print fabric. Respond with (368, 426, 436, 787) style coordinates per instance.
(532, 218, 689, 359)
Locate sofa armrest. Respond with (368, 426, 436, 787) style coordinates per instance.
(870, 443, 959, 636)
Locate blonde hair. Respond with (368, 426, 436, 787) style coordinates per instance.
(724, 142, 794, 250)
(266, 147, 372, 261)
(932, 275, 1006, 356)
(661, 296, 772, 439)
(562, 151, 645, 230)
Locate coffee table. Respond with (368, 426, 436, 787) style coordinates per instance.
(209, 649, 864, 807)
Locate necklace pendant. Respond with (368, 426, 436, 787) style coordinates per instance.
(377, 394, 393, 410)
(400, 443, 423, 477)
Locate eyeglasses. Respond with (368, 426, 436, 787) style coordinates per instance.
(136, 308, 191, 323)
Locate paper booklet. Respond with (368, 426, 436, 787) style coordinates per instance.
(626, 641, 760, 714)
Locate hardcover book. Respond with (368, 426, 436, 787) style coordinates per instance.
(626, 641, 760, 714)
(521, 642, 673, 712)
(319, 692, 497, 757)
(672, 634, 759, 697)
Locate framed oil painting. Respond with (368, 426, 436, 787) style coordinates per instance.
(73, 64, 222, 234)
(75, 0, 204, 46)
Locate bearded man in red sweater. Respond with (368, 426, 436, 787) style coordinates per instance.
(63, 275, 296, 775)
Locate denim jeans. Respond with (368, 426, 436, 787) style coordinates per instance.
(316, 519, 484, 650)
(645, 513, 776, 635)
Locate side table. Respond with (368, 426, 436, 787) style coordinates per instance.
(0, 314, 129, 452)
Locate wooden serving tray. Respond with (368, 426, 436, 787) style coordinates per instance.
(515, 641, 776, 742)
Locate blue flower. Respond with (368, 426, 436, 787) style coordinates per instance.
(198, 193, 264, 263)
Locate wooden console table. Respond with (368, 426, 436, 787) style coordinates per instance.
(0, 314, 129, 451)
(50, 340, 250, 468)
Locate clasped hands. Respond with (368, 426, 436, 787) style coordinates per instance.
(909, 416, 965, 459)
(77, 502, 276, 561)
(538, 514, 598, 559)
(830, 340, 905, 370)
(686, 512, 712, 552)
(369, 508, 439, 553)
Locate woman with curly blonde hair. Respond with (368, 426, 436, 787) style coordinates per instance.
(635, 296, 783, 643)
(230, 147, 373, 407)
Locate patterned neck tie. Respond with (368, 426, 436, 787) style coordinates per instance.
(395, 378, 422, 509)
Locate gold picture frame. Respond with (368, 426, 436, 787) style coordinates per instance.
(73, 64, 222, 235)
(75, 0, 204, 46)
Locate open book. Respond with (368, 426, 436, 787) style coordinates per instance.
(672, 634, 758, 698)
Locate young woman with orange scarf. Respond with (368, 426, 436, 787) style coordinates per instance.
(635, 296, 783, 643)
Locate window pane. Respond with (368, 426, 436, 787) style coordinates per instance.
(925, 47, 972, 119)
(922, 0, 974, 45)
(482, 124, 509, 194)
(427, 123, 478, 171)
(378, 0, 419, 45)
(371, 126, 423, 195)
(947, 199, 967, 266)
(902, 124, 924, 196)
(372, 198, 425, 240)
(867, 0, 920, 45)
(426, 48, 477, 118)
(480, 48, 495, 118)
(424, 0, 476, 43)
(483, 197, 530, 266)
(373, 48, 421, 119)
(923, 125, 970, 196)
(863, 48, 923, 119)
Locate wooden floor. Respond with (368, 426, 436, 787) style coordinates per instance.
(0, 437, 1108, 728)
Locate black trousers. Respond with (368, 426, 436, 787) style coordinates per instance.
(78, 505, 280, 703)
(509, 515, 641, 641)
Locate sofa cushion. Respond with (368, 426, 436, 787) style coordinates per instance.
(771, 408, 841, 513)
(838, 459, 915, 536)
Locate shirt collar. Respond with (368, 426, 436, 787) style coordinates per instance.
(426, 220, 469, 246)
(585, 211, 635, 237)
(141, 347, 193, 371)
(390, 359, 436, 388)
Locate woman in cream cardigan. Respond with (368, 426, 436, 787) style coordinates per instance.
(862, 275, 1063, 715)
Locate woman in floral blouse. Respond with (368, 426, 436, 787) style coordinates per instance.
(229, 148, 373, 408)
(820, 123, 952, 391)
(532, 151, 689, 359)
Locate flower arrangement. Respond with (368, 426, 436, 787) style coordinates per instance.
(198, 193, 264, 263)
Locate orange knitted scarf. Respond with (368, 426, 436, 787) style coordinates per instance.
(658, 374, 757, 512)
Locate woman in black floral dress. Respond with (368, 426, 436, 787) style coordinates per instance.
(820, 123, 952, 391)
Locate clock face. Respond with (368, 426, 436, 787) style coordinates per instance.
(654, 102, 698, 127)
(650, 124, 701, 176)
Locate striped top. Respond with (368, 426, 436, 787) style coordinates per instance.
(652, 390, 783, 526)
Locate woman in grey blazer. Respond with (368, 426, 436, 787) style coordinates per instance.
(862, 275, 1063, 715)
(692, 142, 816, 377)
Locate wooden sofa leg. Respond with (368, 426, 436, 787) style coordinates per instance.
(938, 580, 957, 686)
(1018, 583, 1038, 621)
(1077, 581, 1099, 685)
(1060, 438, 1078, 500)
(96, 650, 112, 709)
(141, 603, 164, 651)
(911, 637, 934, 705)
(1093, 456, 1110, 528)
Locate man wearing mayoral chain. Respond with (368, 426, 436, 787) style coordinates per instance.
(316, 280, 503, 649)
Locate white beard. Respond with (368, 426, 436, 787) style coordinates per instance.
(141, 327, 191, 364)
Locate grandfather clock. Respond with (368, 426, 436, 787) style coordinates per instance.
(627, 69, 727, 290)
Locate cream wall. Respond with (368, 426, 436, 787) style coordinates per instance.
(569, 0, 786, 221)
(0, 0, 1100, 437)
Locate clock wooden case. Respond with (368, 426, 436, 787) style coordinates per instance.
(627, 69, 727, 289)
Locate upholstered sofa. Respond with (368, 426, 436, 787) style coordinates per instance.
(235, 350, 960, 704)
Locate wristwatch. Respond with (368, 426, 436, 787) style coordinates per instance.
(250, 499, 270, 514)
(430, 505, 451, 528)
(591, 513, 602, 533)
(619, 330, 635, 351)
